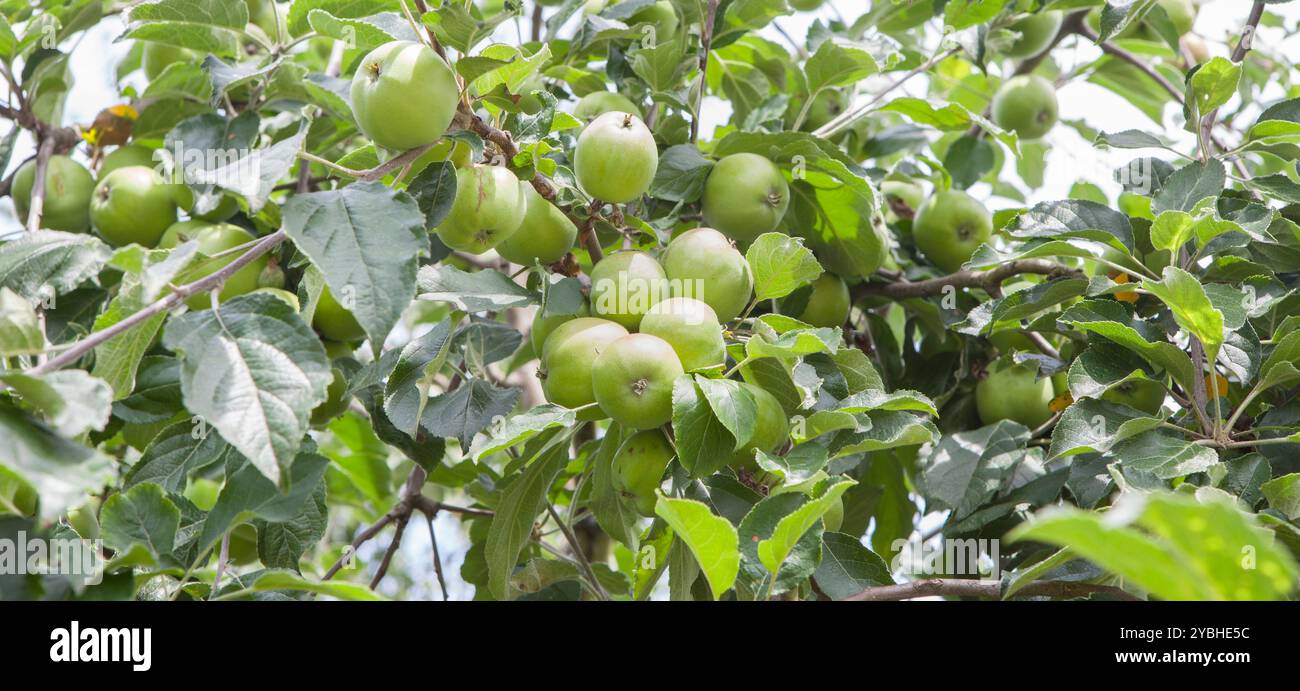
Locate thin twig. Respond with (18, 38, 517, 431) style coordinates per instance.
(690, 0, 720, 143)
(545, 504, 610, 601)
(846, 578, 1141, 601)
(24, 136, 56, 232)
(852, 260, 1082, 300)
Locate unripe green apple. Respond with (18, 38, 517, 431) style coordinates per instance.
(912, 189, 992, 273)
(1001, 11, 1064, 58)
(531, 302, 589, 355)
(184, 477, 222, 511)
(991, 74, 1058, 141)
(495, 182, 578, 265)
(803, 89, 849, 131)
(142, 42, 195, 80)
(252, 286, 300, 311)
(659, 227, 753, 322)
(701, 153, 789, 245)
(1101, 378, 1166, 414)
(731, 383, 789, 469)
(90, 166, 179, 247)
(540, 317, 629, 409)
(311, 367, 352, 427)
(589, 250, 669, 330)
(573, 91, 642, 121)
(67, 504, 100, 540)
(881, 177, 925, 224)
(1156, 0, 1196, 35)
(313, 284, 366, 343)
(227, 523, 259, 565)
(791, 273, 850, 328)
(612, 430, 675, 517)
(629, 1, 679, 40)
(975, 360, 1054, 428)
(350, 41, 458, 152)
(12, 155, 94, 232)
(640, 297, 725, 371)
(98, 144, 157, 180)
(160, 221, 267, 310)
(437, 165, 528, 254)
(591, 333, 684, 429)
(574, 111, 658, 203)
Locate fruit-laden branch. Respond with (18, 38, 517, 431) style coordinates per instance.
(846, 578, 1141, 601)
(456, 109, 606, 262)
(23, 230, 289, 379)
(852, 259, 1082, 300)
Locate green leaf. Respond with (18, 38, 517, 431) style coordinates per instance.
(0, 404, 114, 521)
(0, 287, 44, 357)
(1151, 159, 1225, 215)
(100, 483, 180, 566)
(417, 264, 538, 312)
(804, 38, 879, 94)
(124, 420, 232, 492)
(917, 420, 1031, 520)
(0, 370, 112, 438)
(650, 144, 712, 203)
(813, 531, 895, 600)
(163, 293, 333, 488)
(746, 232, 823, 301)
(1141, 266, 1224, 360)
(671, 375, 736, 477)
(757, 478, 855, 575)
(654, 496, 741, 600)
(1189, 56, 1241, 116)
(0, 230, 111, 303)
(1261, 474, 1300, 521)
(283, 181, 426, 351)
(694, 376, 758, 450)
(419, 378, 520, 450)
(1057, 300, 1198, 395)
(1012, 492, 1300, 600)
(469, 404, 576, 460)
(239, 570, 386, 601)
(383, 319, 454, 437)
(486, 434, 571, 600)
(286, 0, 398, 37)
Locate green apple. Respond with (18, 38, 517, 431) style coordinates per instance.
(437, 165, 528, 254)
(589, 250, 669, 330)
(912, 189, 992, 273)
(98, 144, 157, 180)
(1156, 0, 1196, 35)
(350, 41, 458, 152)
(90, 166, 179, 247)
(66, 504, 100, 540)
(731, 383, 789, 469)
(184, 478, 222, 511)
(629, 1, 679, 40)
(540, 317, 629, 409)
(702, 153, 789, 245)
(591, 333, 684, 429)
(639, 297, 725, 371)
(1101, 378, 1166, 414)
(227, 524, 259, 565)
(881, 177, 925, 224)
(573, 91, 642, 121)
(659, 227, 753, 322)
(991, 74, 1058, 140)
(252, 286, 300, 311)
(975, 360, 1054, 427)
(312, 284, 366, 343)
(142, 42, 195, 80)
(1001, 11, 1064, 58)
(531, 302, 590, 355)
(12, 155, 94, 232)
(311, 364, 352, 427)
(160, 221, 267, 310)
(803, 89, 849, 131)
(574, 111, 658, 203)
(791, 273, 851, 328)
(494, 182, 578, 265)
(612, 430, 675, 517)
